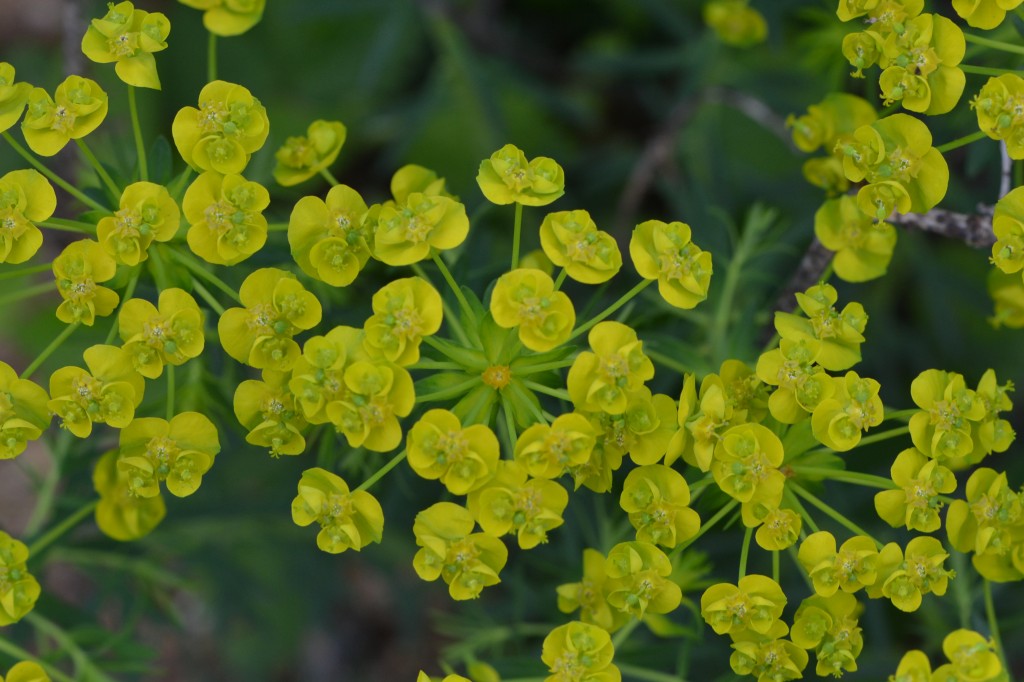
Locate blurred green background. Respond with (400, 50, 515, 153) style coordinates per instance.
(1, 0, 1023, 680)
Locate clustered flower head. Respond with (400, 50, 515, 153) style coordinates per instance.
(82, 1, 171, 90)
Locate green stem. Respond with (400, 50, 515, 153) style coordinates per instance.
(267, 222, 289, 232)
(166, 364, 175, 420)
(25, 612, 117, 682)
(738, 525, 753, 581)
(191, 279, 226, 316)
(2, 132, 109, 213)
(208, 32, 217, 82)
(645, 348, 694, 376)
(511, 202, 524, 270)
(783, 486, 819, 534)
(355, 449, 408, 492)
(422, 335, 479, 366)
(408, 360, 463, 371)
(0, 281, 52, 307)
(569, 279, 653, 341)
(965, 32, 1024, 55)
(791, 466, 897, 490)
(21, 322, 79, 379)
(616, 663, 685, 682)
(432, 253, 474, 321)
(168, 249, 242, 303)
(710, 236, 757, 366)
(553, 268, 567, 291)
(27, 499, 98, 558)
(790, 482, 882, 548)
(417, 376, 481, 403)
(513, 358, 577, 374)
(983, 580, 1012, 681)
(0, 636, 76, 682)
(772, 550, 780, 584)
(128, 86, 148, 181)
(936, 129, 988, 154)
(883, 407, 918, 422)
(520, 379, 570, 401)
(319, 168, 340, 186)
(801, 425, 910, 459)
(75, 139, 121, 198)
(670, 498, 739, 558)
(104, 266, 141, 345)
(36, 220, 94, 235)
(167, 166, 195, 201)
(611, 617, 641, 649)
(502, 398, 519, 447)
(960, 64, 1020, 77)
(510, 382, 550, 425)
(0, 262, 52, 281)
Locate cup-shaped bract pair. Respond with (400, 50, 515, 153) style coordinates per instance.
(291, 467, 384, 554)
(477, 143, 565, 207)
(412, 502, 508, 601)
(184, 171, 269, 265)
(52, 239, 120, 326)
(81, 1, 171, 89)
(48, 345, 145, 438)
(273, 120, 346, 187)
(172, 80, 269, 175)
(22, 75, 108, 157)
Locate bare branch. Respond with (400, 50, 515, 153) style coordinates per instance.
(888, 205, 995, 249)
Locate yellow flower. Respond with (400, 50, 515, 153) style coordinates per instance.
(515, 413, 596, 479)
(877, 14, 965, 116)
(787, 93, 877, 154)
(0, 361, 50, 460)
(814, 195, 897, 282)
(0, 169, 56, 265)
(755, 508, 802, 551)
(540, 621, 620, 682)
(467, 460, 568, 550)
(47, 345, 145, 438)
(172, 80, 269, 174)
(4, 661, 52, 682)
(291, 467, 384, 553)
(730, 636, 808, 682)
(556, 548, 631, 633)
(704, 0, 768, 48)
(412, 502, 508, 600)
(711, 423, 785, 514)
(582, 388, 677, 467)
(116, 412, 219, 498)
(183, 171, 269, 265)
(476, 144, 565, 207)
(629, 219, 712, 309)
(490, 268, 575, 352)
(870, 537, 952, 612)
(21, 75, 108, 156)
(94, 449, 166, 541)
(756, 338, 835, 424)
(52, 239, 119, 326)
(909, 368, 985, 463)
(273, 119, 347, 187)
(946, 467, 1024, 582)
(810, 371, 883, 451)
(701, 574, 787, 637)
(934, 629, 1002, 682)
(0, 531, 40, 626)
(364, 277, 443, 366)
(289, 184, 371, 286)
(218, 267, 322, 370)
(953, 0, 1023, 29)
(875, 448, 957, 532)
(234, 370, 308, 456)
(288, 325, 366, 424)
(178, 0, 266, 36)
(97, 181, 181, 265)
(797, 531, 879, 596)
(372, 192, 469, 266)
(118, 288, 204, 379)
(773, 283, 867, 371)
(324, 358, 415, 452)
(0, 63, 31, 134)
(538, 210, 622, 284)
(888, 650, 932, 682)
(567, 321, 653, 415)
(81, 1, 170, 90)
(604, 541, 681, 618)
(620, 464, 700, 548)
(407, 409, 499, 495)
(791, 592, 863, 677)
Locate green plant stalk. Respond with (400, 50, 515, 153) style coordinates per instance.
(75, 139, 121, 198)
(417, 376, 482, 403)
(670, 498, 739, 559)
(611, 616, 642, 649)
(783, 486, 819, 534)
(510, 382, 549, 425)
(553, 268, 567, 291)
(801, 425, 910, 459)
(960, 64, 1020, 77)
(355, 449, 408, 492)
(208, 32, 217, 81)
(266, 222, 289, 232)
(772, 550, 780, 584)
(790, 482, 882, 548)
(617, 663, 687, 682)
(983, 580, 1012, 681)
(964, 32, 1024, 55)
(168, 249, 242, 303)
(36, 220, 94, 235)
(791, 466, 897, 490)
(409, 360, 463, 370)
(883, 407, 918, 422)
(167, 166, 194, 201)
(738, 525, 753, 581)
(431, 253, 475, 323)
(520, 379, 570, 401)
(0, 636, 75, 682)
(104, 266, 141, 344)
(27, 499, 98, 558)
(319, 167, 340, 186)
(191, 279, 226, 316)
(569, 278, 653, 341)
(645, 348, 694, 376)
(0, 262, 52, 281)
(2, 132, 110, 213)
(513, 357, 576, 374)
(936, 129, 988, 153)
(21, 322, 79, 380)
(166, 364, 175, 420)
(26, 612, 117, 682)
(502, 398, 518, 449)
(511, 202, 524, 270)
(0, 281, 53, 307)
(128, 86, 148, 181)
(710, 227, 762, 365)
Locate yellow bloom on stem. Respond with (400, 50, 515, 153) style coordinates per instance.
(116, 412, 219, 498)
(888, 649, 932, 682)
(184, 171, 269, 265)
(0, 361, 50, 460)
(93, 449, 166, 541)
(289, 184, 371, 286)
(582, 387, 678, 467)
(52, 239, 119, 326)
(877, 14, 965, 116)
(291, 467, 384, 553)
(97, 182, 180, 265)
(541, 621, 620, 682)
(412, 502, 508, 600)
(619, 464, 699, 548)
(791, 591, 863, 677)
(515, 413, 596, 480)
(604, 540, 682, 618)
(787, 93, 877, 154)
(0, 169, 56, 265)
(567, 321, 653, 415)
(490, 268, 575, 352)
(273, 119, 346, 187)
(814, 195, 897, 283)
(0, 63, 31, 134)
(953, 0, 1024, 29)
(172, 80, 269, 174)
(797, 531, 879, 596)
(711, 423, 786, 518)
(875, 448, 957, 532)
(288, 325, 366, 424)
(178, 0, 266, 36)
(21, 75, 108, 157)
(556, 548, 631, 633)
(946, 467, 1024, 582)
(755, 508, 802, 550)
(934, 629, 1003, 682)
(704, 0, 768, 48)
(810, 371, 883, 451)
(756, 338, 835, 424)
(538, 209, 621, 284)
(47, 344, 145, 438)
(701, 574, 787, 637)
(908, 368, 985, 463)
(467, 460, 568, 550)
(407, 409, 499, 495)
(234, 369, 308, 456)
(729, 634, 808, 682)
(119, 288, 205, 379)
(218, 267, 322, 371)
(372, 192, 469, 266)
(364, 276, 443, 366)
(4, 661, 51, 682)
(870, 537, 952, 612)
(476, 144, 565, 207)
(324, 358, 415, 452)
(629, 219, 712, 309)
(773, 283, 867, 372)
(0, 531, 40, 626)
(81, 1, 170, 90)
